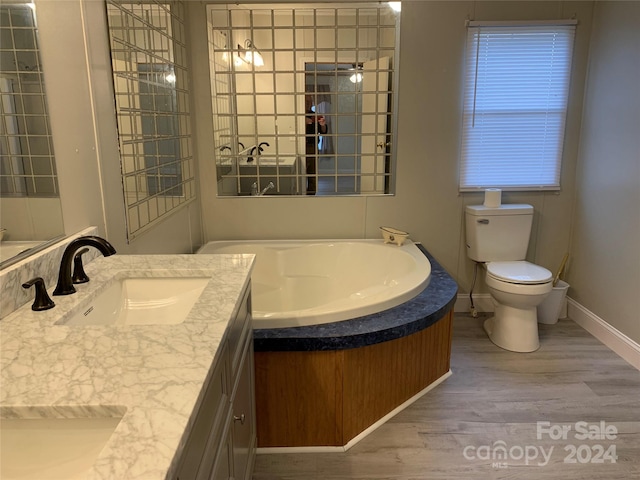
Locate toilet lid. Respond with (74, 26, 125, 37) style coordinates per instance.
(487, 261, 552, 284)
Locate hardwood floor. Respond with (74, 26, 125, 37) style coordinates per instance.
(253, 314, 640, 479)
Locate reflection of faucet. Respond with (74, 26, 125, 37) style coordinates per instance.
(219, 145, 231, 153)
(247, 146, 260, 162)
(248, 142, 270, 162)
(251, 181, 275, 196)
(261, 181, 275, 195)
(53, 236, 116, 296)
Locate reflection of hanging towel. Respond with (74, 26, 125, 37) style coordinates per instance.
(316, 101, 334, 155)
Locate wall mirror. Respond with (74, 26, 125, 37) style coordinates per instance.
(207, 2, 400, 196)
(0, 2, 64, 268)
(106, 0, 196, 240)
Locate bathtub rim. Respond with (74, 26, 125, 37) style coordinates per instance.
(228, 244, 457, 352)
(197, 239, 432, 329)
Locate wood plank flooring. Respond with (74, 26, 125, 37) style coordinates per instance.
(253, 314, 640, 479)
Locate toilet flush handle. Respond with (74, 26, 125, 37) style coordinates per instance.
(477, 219, 490, 224)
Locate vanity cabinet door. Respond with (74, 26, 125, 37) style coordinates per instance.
(176, 345, 229, 480)
(175, 284, 255, 480)
(209, 422, 233, 480)
(232, 337, 256, 480)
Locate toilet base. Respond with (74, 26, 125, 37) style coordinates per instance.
(483, 303, 540, 353)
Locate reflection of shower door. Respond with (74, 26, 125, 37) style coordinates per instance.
(360, 57, 389, 194)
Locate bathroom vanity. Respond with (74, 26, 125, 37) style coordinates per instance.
(176, 286, 256, 480)
(0, 253, 255, 480)
(236, 156, 299, 195)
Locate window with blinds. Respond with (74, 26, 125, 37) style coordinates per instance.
(459, 22, 576, 191)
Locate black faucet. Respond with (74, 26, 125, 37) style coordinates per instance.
(53, 236, 116, 296)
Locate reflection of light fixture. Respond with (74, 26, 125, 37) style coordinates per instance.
(349, 65, 363, 83)
(238, 39, 264, 67)
(165, 72, 176, 83)
(388, 2, 401, 12)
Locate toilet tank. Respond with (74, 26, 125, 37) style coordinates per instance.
(465, 204, 534, 262)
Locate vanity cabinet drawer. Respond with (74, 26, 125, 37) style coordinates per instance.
(226, 287, 251, 376)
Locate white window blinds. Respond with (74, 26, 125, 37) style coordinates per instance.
(459, 22, 576, 191)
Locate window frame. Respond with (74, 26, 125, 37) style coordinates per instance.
(459, 20, 577, 192)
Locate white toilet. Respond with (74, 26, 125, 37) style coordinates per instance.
(465, 204, 553, 352)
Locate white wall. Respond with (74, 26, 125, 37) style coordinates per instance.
(35, 0, 106, 238)
(191, 1, 594, 295)
(568, 1, 640, 343)
(0, 198, 63, 241)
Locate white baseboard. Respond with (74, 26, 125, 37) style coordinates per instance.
(454, 293, 494, 314)
(455, 294, 639, 371)
(256, 369, 453, 455)
(567, 299, 640, 371)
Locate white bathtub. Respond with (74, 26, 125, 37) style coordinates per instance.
(197, 240, 431, 328)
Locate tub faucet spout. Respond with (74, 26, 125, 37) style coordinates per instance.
(261, 182, 275, 195)
(251, 181, 275, 196)
(53, 236, 116, 296)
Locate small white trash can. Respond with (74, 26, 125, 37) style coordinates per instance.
(537, 280, 569, 325)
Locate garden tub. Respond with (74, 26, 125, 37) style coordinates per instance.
(197, 239, 431, 328)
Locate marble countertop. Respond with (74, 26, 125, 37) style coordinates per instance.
(0, 253, 254, 480)
(253, 245, 458, 352)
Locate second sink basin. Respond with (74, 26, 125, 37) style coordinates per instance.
(0, 411, 123, 480)
(60, 277, 209, 326)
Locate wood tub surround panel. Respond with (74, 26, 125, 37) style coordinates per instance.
(254, 311, 454, 448)
(254, 350, 344, 447)
(343, 310, 453, 442)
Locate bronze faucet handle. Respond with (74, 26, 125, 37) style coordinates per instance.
(22, 277, 55, 311)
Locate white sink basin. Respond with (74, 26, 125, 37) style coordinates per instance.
(60, 277, 209, 326)
(0, 414, 123, 480)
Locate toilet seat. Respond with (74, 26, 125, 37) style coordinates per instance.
(486, 261, 552, 285)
